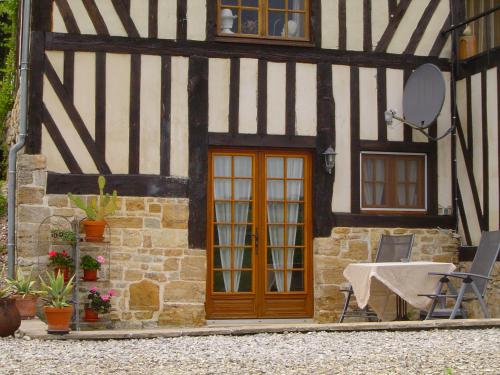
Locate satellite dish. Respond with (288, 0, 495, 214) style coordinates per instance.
(403, 64, 445, 129)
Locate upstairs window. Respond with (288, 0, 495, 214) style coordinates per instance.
(361, 153, 426, 212)
(217, 0, 310, 42)
(465, 0, 500, 55)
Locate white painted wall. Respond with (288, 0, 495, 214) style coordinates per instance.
(52, 3, 67, 33)
(371, 0, 389, 50)
(238, 59, 258, 134)
(95, 0, 127, 37)
(385, 69, 404, 142)
(359, 68, 378, 140)
(471, 73, 483, 210)
(267, 62, 287, 135)
(68, 0, 97, 35)
(295, 63, 317, 136)
(387, 0, 429, 54)
(158, 0, 178, 40)
(139, 55, 162, 175)
(346, 0, 364, 51)
(208, 58, 231, 133)
(187, 0, 206, 41)
(170, 56, 189, 177)
(414, 0, 449, 56)
(74, 52, 96, 139)
(456, 79, 468, 148)
(331, 65, 351, 213)
(130, 0, 150, 38)
(321, 0, 339, 50)
(486, 68, 499, 230)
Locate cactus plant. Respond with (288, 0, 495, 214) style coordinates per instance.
(68, 176, 118, 221)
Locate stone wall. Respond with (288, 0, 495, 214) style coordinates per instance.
(16, 154, 205, 328)
(313, 227, 461, 322)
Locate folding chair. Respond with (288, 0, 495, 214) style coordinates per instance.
(423, 230, 500, 319)
(338, 234, 415, 323)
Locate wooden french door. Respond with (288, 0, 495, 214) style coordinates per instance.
(206, 149, 313, 318)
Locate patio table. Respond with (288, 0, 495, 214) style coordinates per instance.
(343, 261, 456, 321)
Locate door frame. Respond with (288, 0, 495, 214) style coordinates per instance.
(206, 147, 314, 319)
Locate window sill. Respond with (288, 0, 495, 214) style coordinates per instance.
(213, 35, 314, 48)
(332, 213, 455, 229)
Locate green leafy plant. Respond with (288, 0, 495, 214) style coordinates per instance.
(444, 368, 453, 375)
(48, 250, 73, 268)
(68, 176, 118, 221)
(86, 287, 114, 313)
(0, 265, 12, 299)
(6, 267, 44, 297)
(80, 255, 104, 270)
(50, 229, 77, 245)
(39, 271, 74, 308)
(0, 181, 6, 216)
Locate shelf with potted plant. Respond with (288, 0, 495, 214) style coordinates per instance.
(83, 286, 114, 323)
(6, 266, 44, 320)
(39, 271, 75, 334)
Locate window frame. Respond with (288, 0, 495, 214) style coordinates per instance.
(215, 0, 312, 45)
(359, 152, 428, 214)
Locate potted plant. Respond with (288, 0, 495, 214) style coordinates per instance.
(68, 175, 118, 242)
(84, 287, 114, 322)
(48, 250, 73, 282)
(6, 267, 44, 319)
(40, 271, 75, 334)
(50, 229, 77, 246)
(80, 255, 105, 281)
(0, 266, 21, 337)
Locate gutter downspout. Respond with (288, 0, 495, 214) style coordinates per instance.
(7, 0, 32, 278)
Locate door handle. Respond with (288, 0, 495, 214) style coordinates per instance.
(251, 231, 258, 253)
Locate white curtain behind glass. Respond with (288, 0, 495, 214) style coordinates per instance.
(290, 0, 304, 37)
(397, 160, 418, 206)
(363, 159, 385, 206)
(286, 158, 303, 291)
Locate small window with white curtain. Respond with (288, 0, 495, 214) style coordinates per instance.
(361, 153, 426, 212)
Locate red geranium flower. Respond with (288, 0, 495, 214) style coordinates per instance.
(48, 251, 57, 257)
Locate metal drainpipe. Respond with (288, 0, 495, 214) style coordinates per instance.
(7, 0, 32, 278)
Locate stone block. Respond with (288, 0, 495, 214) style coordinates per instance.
(111, 253, 132, 262)
(392, 228, 408, 234)
(143, 235, 152, 248)
(151, 229, 188, 248)
(106, 217, 143, 229)
(149, 204, 161, 213)
(333, 227, 351, 234)
(123, 230, 142, 247)
(17, 205, 51, 224)
(145, 272, 167, 282)
(126, 198, 145, 212)
(180, 257, 206, 281)
(164, 258, 180, 272)
(47, 195, 69, 208)
(17, 154, 46, 170)
(342, 240, 368, 260)
(129, 280, 160, 311)
(17, 186, 45, 205)
(51, 208, 75, 217)
(162, 203, 189, 229)
(158, 304, 205, 326)
(125, 270, 144, 281)
(144, 218, 161, 229)
(134, 311, 154, 320)
(314, 238, 341, 256)
(432, 254, 456, 263)
(164, 281, 205, 303)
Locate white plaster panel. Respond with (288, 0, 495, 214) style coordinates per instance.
(95, 0, 127, 37)
(471, 72, 483, 210)
(437, 72, 452, 212)
(321, 0, 339, 49)
(486, 68, 499, 230)
(386, 69, 404, 142)
(158, 0, 177, 40)
(52, 3, 67, 33)
(456, 79, 468, 147)
(371, 0, 389, 50)
(208, 58, 230, 133)
(331, 65, 351, 213)
(295, 63, 317, 136)
(457, 143, 482, 245)
(440, 36, 452, 59)
(74, 52, 96, 139)
(46, 52, 65, 83)
(106, 53, 130, 174)
(170, 56, 189, 177)
(130, 0, 150, 38)
(387, 0, 429, 54)
(43, 76, 98, 173)
(414, 0, 449, 56)
(187, 0, 206, 41)
(68, 0, 97, 35)
(359, 67, 378, 141)
(42, 127, 69, 173)
(140, 55, 162, 175)
(346, 0, 364, 51)
(238, 58, 258, 135)
(267, 62, 287, 135)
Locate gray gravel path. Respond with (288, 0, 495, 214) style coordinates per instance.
(0, 328, 499, 374)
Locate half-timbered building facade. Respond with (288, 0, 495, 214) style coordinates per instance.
(15, 0, 499, 326)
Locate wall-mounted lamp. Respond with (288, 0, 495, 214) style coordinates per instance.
(322, 146, 337, 175)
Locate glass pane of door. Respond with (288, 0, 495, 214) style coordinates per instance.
(266, 156, 305, 292)
(212, 154, 254, 293)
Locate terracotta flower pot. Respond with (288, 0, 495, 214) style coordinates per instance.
(83, 220, 106, 242)
(53, 267, 70, 283)
(83, 268, 98, 281)
(12, 294, 38, 319)
(44, 306, 73, 334)
(84, 307, 99, 322)
(0, 298, 21, 337)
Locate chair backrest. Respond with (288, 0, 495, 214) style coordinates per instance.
(375, 234, 415, 263)
(468, 230, 500, 295)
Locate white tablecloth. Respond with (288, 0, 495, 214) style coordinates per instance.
(343, 261, 456, 321)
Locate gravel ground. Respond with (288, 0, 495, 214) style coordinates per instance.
(0, 329, 499, 374)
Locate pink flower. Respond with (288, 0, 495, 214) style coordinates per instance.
(108, 290, 115, 296)
(96, 256, 105, 264)
(90, 287, 97, 293)
(61, 251, 68, 256)
(101, 295, 109, 302)
(48, 251, 57, 257)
